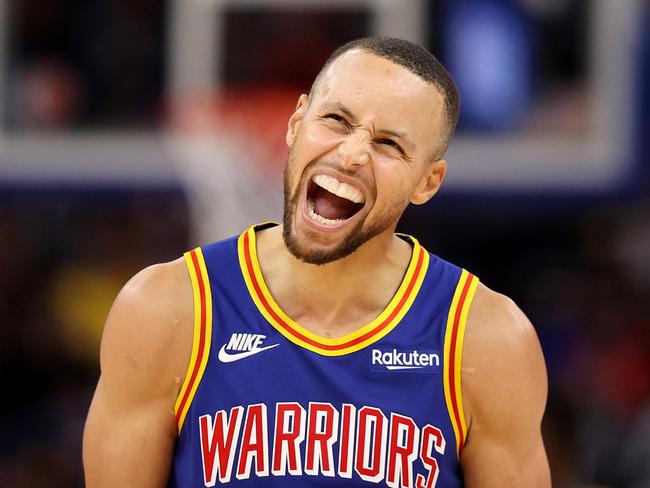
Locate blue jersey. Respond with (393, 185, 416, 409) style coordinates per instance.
(168, 223, 479, 487)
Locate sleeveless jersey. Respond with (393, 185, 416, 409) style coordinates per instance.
(168, 223, 479, 487)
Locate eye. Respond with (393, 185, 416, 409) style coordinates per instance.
(321, 113, 351, 133)
(376, 138, 405, 155)
(323, 113, 348, 125)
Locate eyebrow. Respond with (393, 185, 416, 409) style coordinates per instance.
(321, 102, 415, 150)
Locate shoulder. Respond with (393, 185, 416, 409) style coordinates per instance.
(99, 257, 194, 403)
(113, 257, 192, 312)
(464, 283, 541, 359)
(461, 283, 547, 433)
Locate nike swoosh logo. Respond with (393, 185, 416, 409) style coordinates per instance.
(218, 343, 280, 363)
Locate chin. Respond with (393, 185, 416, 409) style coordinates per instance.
(281, 222, 360, 266)
(282, 208, 396, 266)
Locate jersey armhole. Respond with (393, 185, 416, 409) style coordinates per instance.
(173, 247, 213, 435)
(443, 269, 480, 459)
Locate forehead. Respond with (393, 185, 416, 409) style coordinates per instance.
(313, 50, 445, 142)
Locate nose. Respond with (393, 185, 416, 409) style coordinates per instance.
(337, 131, 371, 169)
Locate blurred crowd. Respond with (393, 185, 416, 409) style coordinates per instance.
(5, 0, 165, 130)
(0, 191, 188, 486)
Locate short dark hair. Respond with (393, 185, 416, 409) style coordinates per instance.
(312, 37, 460, 158)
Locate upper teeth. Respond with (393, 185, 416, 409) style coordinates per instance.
(312, 174, 364, 204)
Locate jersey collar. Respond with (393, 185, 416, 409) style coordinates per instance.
(237, 223, 429, 356)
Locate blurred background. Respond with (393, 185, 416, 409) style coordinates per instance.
(0, 0, 648, 486)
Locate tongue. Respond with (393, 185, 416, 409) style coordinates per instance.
(313, 186, 361, 221)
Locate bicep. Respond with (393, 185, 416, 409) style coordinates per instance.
(82, 260, 193, 487)
(83, 377, 177, 487)
(460, 287, 551, 487)
(461, 425, 550, 487)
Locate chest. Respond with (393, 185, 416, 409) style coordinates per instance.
(169, 235, 470, 487)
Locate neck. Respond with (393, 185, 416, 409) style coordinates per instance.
(255, 224, 413, 337)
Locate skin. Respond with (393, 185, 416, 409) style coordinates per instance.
(83, 259, 193, 486)
(83, 49, 550, 486)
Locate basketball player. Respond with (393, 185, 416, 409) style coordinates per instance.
(83, 38, 550, 487)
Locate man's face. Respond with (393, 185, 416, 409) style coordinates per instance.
(282, 49, 447, 265)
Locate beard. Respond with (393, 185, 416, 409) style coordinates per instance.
(281, 153, 405, 266)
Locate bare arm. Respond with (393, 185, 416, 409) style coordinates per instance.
(460, 284, 551, 487)
(83, 258, 193, 487)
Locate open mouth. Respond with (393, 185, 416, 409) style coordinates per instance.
(305, 174, 365, 227)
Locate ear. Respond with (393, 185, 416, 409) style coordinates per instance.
(286, 94, 309, 148)
(410, 159, 447, 205)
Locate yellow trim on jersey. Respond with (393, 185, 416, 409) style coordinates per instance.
(443, 269, 479, 458)
(174, 248, 213, 433)
(238, 224, 429, 356)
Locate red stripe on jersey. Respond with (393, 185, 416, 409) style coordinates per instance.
(448, 274, 474, 452)
(175, 250, 208, 425)
(244, 231, 424, 352)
